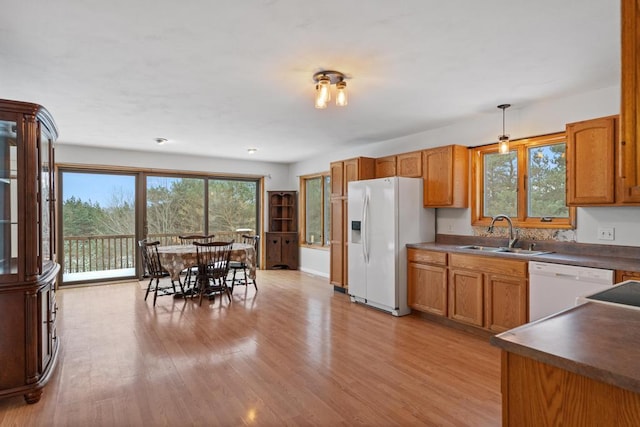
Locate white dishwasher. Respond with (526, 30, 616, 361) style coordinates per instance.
(529, 261, 614, 321)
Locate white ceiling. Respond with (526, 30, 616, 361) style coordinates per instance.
(1, 1, 619, 163)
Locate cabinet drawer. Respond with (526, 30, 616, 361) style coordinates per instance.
(407, 248, 447, 265)
(449, 253, 527, 277)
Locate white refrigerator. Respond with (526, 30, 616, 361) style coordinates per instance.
(347, 177, 435, 316)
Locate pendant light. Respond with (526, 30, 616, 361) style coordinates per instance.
(497, 104, 511, 154)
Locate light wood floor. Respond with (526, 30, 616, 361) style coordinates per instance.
(0, 271, 501, 426)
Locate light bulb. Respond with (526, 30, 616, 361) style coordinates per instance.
(317, 76, 331, 103)
(498, 136, 510, 154)
(335, 81, 347, 107)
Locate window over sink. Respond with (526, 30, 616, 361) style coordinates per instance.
(471, 132, 575, 228)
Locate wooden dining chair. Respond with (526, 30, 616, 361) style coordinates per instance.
(194, 240, 234, 306)
(228, 234, 259, 293)
(178, 234, 216, 287)
(138, 240, 183, 306)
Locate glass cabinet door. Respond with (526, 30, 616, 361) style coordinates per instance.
(39, 128, 52, 269)
(0, 119, 18, 276)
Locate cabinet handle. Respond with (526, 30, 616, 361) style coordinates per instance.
(285, 240, 290, 244)
(273, 240, 278, 244)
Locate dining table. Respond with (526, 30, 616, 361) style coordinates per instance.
(156, 242, 256, 285)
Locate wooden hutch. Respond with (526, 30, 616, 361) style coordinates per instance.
(0, 99, 59, 403)
(265, 191, 298, 269)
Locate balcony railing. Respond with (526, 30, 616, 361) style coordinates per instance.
(62, 231, 253, 274)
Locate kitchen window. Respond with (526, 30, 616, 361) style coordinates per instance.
(300, 173, 330, 247)
(471, 132, 575, 228)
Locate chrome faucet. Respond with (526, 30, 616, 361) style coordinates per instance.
(488, 214, 519, 249)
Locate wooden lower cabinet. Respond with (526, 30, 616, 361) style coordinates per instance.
(407, 249, 448, 315)
(408, 262, 448, 315)
(408, 249, 529, 332)
(448, 268, 485, 327)
(0, 265, 59, 403)
(265, 232, 298, 269)
(486, 274, 528, 333)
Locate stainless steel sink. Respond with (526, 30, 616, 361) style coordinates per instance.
(457, 245, 552, 256)
(495, 248, 553, 256)
(457, 245, 503, 252)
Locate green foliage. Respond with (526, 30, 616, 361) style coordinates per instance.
(305, 177, 322, 244)
(528, 144, 568, 217)
(483, 143, 568, 219)
(62, 196, 108, 236)
(484, 151, 518, 217)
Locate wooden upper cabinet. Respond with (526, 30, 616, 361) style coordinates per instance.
(566, 116, 617, 205)
(330, 161, 345, 197)
(620, 0, 640, 203)
(343, 157, 375, 194)
(375, 155, 397, 178)
(397, 151, 423, 177)
(423, 145, 469, 208)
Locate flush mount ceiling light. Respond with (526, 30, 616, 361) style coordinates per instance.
(154, 137, 168, 145)
(313, 70, 348, 109)
(247, 148, 258, 154)
(497, 104, 511, 154)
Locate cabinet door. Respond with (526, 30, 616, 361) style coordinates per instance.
(397, 151, 423, 177)
(566, 116, 616, 205)
(330, 162, 344, 197)
(448, 268, 484, 327)
(39, 283, 55, 372)
(343, 159, 359, 194)
(621, 0, 640, 203)
(343, 158, 375, 194)
(281, 233, 299, 269)
(485, 274, 528, 333)
(329, 198, 344, 285)
(408, 262, 448, 316)
(423, 145, 468, 208)
(342, 200, 349, 288)
(375, 156, 397, 178)
(266, 234, 282, 268)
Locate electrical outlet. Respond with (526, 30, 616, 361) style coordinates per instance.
(597, 227, 615, 241)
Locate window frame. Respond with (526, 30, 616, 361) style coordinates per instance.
(299, 172, 331, 249)
(471, 132, 576, 229)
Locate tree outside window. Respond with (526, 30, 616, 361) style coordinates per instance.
(472, 133, 575, 228)
(300, 173, 330, 246)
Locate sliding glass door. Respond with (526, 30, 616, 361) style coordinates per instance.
(60, 171, 137, 284)
(59, 169, 261, 285)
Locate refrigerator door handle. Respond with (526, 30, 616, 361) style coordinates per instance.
(363, 193, 369, 264)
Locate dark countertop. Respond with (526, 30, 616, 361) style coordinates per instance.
(490, 302, 640, 394)
(407, 236, 640, 272)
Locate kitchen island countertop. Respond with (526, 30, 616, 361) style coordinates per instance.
(490, 301, 640, 394)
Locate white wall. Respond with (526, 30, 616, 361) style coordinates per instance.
(291, 84, 640, 277)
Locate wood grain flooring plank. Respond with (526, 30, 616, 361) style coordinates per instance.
(0, 270, 501, 426)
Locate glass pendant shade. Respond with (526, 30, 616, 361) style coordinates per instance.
(335, 81, 348, 106)
(498, 136, 510, 154)
(317, 77, 331, 103)
(315, 84, 328, 109)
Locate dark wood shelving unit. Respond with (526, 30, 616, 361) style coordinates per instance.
(266, 191, 298, 269)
